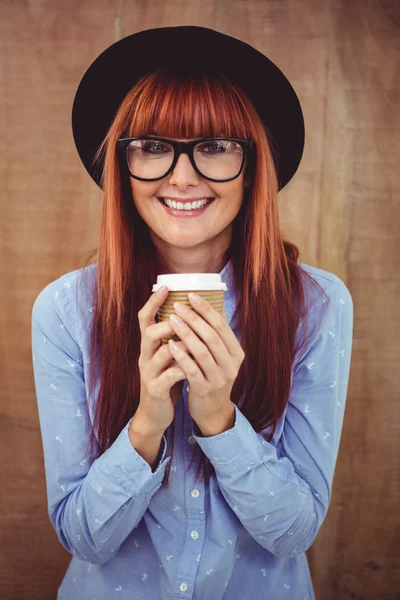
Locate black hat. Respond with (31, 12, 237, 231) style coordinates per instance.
(72, 25, 305, 192)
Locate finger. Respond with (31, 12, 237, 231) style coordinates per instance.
(170, 303, 232, 375)
(137, 286, 172, 363)
(138, 286, 169, 334)
(172, 340, 190, 354)
(169, 313, 218, 377)
(140, 320, 175, 366)
(168, 338, 208, 385)
(142, 338, 173, 379)
(167, 341, 191, 368)
(187, 295, 244, 361)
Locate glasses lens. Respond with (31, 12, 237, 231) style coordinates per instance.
(126, 139, 243, 180)
(126, 139, 174, 180)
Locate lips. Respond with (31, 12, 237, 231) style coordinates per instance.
(157, 196, 216, 217)
(157, 197, 215, 206)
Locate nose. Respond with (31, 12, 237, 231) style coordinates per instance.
(168, 152, 201, 186)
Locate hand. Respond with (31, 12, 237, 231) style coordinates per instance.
(136, 286, 190, 435)
(168, 294, 245, 429)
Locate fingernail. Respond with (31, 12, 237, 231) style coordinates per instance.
(188, 292, 202, 303)
(157, 285, 167, 296)
(169, 339, 179, 351)
(174, 302, 188, 313)
(170, 313, 183, 326)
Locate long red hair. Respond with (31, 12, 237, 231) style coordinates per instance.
(76, 65, 330, 488)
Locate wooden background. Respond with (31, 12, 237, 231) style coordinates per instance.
(1, 1, 399, 598)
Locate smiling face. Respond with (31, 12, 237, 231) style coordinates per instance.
(129, 136, 251, 274)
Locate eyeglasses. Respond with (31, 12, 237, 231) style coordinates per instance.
(116, 136, 255, 183)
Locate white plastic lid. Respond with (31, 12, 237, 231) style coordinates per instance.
(152, 273, 228, 291)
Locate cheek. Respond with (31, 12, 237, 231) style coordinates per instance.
(213, 199, 242, 228)
(130, 184, 158, 208)
(228, 187, 245, 212)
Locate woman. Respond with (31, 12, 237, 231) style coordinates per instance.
(31, 26, 354, 600)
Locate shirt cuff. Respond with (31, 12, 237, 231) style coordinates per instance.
(192, 404, 272, 476)
(99, 418, 170, 498)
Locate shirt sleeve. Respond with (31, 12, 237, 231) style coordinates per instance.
(192, 277, 353, 559)
(31, 278, 171, 565)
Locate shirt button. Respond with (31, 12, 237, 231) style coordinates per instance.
(179, 582, 189, 592)
(186, 385, 190, 392)
(190, 530, 199, 540)
(191, 489, 200, 498)
(188, 435, 196, 445)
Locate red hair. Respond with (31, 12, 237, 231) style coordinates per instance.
(76, 65, 330, 489)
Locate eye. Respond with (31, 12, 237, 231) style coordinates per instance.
(142, 141, 172, 155)
(197, 141, 227, 154)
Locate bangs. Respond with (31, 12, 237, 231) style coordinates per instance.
(126, 66, 250, 141)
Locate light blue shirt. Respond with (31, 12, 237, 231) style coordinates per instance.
(31, 259, 353, 600)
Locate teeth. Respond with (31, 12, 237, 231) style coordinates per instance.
(161, 198, 213, 211)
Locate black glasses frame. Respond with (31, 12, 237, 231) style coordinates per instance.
(116, 136, 255, 183)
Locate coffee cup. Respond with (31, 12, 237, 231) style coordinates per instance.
(152, 273, 228, 345)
